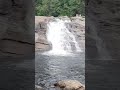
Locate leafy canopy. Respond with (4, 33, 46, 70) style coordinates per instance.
(35, 0, 85, 17)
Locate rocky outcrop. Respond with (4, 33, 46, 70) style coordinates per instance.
(54, 80, 85, 90)
(67, 17, 85, 51)
(35, 16, 52, 51)
(0, 0, 34, 57)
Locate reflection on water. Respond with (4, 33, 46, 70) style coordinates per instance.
(35, 52, 85, 89)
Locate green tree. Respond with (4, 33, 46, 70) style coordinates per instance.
(35, 0, 85, 16)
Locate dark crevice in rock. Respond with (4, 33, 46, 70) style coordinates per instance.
(0, 12, 9, 16)
(36, 42, 49, 45)
(0, 49, 23, 55)
(11, 0, 16, 6)
(0, 0, 34, 57)
(2, 38, 34, 45)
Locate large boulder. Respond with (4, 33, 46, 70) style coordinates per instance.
(54, 80, 85, 90)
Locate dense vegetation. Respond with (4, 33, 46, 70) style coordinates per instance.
(35, 0, 85, 17)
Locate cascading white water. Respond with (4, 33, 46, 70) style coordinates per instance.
(45, 18, 81, 55)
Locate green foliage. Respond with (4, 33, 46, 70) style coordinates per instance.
(35, 0, 85, 17)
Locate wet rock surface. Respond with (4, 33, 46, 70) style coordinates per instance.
(35, 16, 52, 51)
(67, 17, 85, 51)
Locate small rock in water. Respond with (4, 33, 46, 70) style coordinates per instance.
(54, 80, 85, 90)
(35, 85, 43, 90)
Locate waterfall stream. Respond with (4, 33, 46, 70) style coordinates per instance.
(36, 18, 85, 89)
(44, 18, 81, 55)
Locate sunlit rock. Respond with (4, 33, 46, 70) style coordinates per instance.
(35, 85, 43, 90)
(54, 80, 85, 90)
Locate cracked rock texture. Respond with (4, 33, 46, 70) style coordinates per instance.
(0, 0, 34, 57)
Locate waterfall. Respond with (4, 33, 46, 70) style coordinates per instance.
(45, 18, 81, 55)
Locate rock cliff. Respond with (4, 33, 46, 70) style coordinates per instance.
(0, 0, 34, 58)
(86, 0, 120, 60)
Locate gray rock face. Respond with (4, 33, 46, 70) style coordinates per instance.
(0, 0, 34, 57)
(86, 0, 120, 60)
